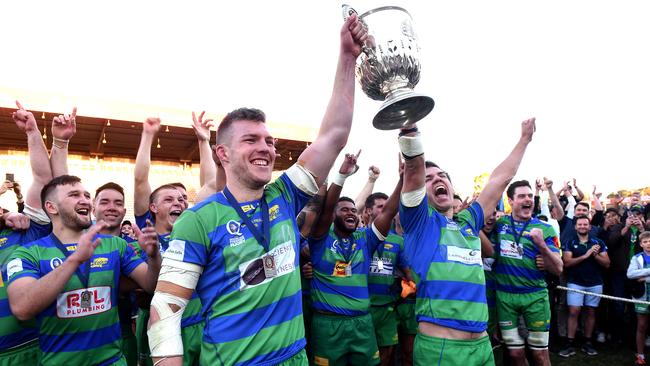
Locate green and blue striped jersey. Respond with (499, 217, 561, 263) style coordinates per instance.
(368, 231, 405, 306)
(0, 222, 51, 350)
(7, 234, 144, 366)
(167, 173, 311, 366)
(491, 216, 560, 293)
(399, 199, 487, 333)
(309, 226, 382, 315)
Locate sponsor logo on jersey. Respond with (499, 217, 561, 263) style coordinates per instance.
(229, 235, 246, 247)
(268, 204, 280, 221)
(384, 243, 393, 250)
(7, 258, 23, 277)
(446, 221, 459, 230)
(90, 257, 109, 268)
(50, 257, 63, 270)
(464, 228, 474, 236)
(500, 239, 523, 260)
(56, 286, 112, 318)
(164, 239, 186, 261)
(446, 245, 482, 265)
(66, 245, 77, 252)
(238, 241, 295, 290)
(369, 257, 394, 275)
(226, 220, 242, 236)
(332, 260, 350, 277)
(0, 237, 7, 247)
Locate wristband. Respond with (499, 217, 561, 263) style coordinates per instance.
(399, 127, 419, 137)
(52, 137, 69, 149)
(332, 166, 358, 187)
(398, 133, 424, 159)
(368, 169, 379, 182)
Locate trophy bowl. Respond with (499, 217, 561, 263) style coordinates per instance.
(345, 5, 434, 130)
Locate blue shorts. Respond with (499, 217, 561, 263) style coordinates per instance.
(567, 283, 602, 307)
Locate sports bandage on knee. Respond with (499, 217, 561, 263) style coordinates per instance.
(398, 133, 423, 159)
(527, 331, 549, 349)
(501, 328, 525, 349)
(148, 258, 203, 358)
(286, 164, 319, 195)
(400, 186, 426, 208)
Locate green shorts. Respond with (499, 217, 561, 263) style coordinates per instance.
(121, 326, 137, 366)
(311, 312, 380, 366)
(496, 290, 550, 332)
(370, 305, 399, 347)
(135, 308, 204, 366)
(413, 333, 494, 366)
(277, 349, 308, 366)
(0, 340, 40, 366)
(396, 301, 418, 335)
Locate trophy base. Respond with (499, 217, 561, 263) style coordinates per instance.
(373, 91, 434, 130)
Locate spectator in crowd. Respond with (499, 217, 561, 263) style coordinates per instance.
(559, 215, 610, 357)
(626, 231, 650, 365)
(0, 180, 25, 213)
(121, 220, 136, 240)
(556, 179, 585, 212)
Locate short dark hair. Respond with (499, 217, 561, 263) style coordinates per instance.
(507, 180, 531, 199)
(169, 182, 186, 191)
(575, 202, 590, 210)
(605, 208, 620, 217)
(424, 161, 451, 182)
(121, 220, 132, 227)
(574, 214, 591, 226)
(150, 184, 181, 204)
(453, 194, 462, 201)
(95, 182, 125, 199)
(537, 214, 549, 222)
(337, 196, 355, 206)
(365, 192, 388, 210)
(216, 108, 266, 145)
(41, 175, 82, 210)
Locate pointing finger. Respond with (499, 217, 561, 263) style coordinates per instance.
(15, 100, 24, 110)
(356, 149, 362, 158)
(71, 107, 77, 119)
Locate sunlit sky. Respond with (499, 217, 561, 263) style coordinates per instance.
(1, 1, 648, 200)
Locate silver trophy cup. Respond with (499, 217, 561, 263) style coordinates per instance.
(344, 5, 434, 130)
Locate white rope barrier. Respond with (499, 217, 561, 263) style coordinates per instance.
(556, 285, 650, 306)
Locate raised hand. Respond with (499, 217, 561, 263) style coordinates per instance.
(529, 228, 545, 249)
(134, 220, 160, 260)
(11, 101, 38, 133)
(397, 152, 405, 177)
(520, 117, 536, 142)
(52, 106, 77, 141)
(341, 14, 368, 59)
(69, 221, 107, 264)
(143, 117, 161, 135)
(543, 177, 553, 191)
(191, 111, 214, 142)
(3, 212, 30, 230)
(339, 150, 360, 176)
(535, 178, 543, 193)
(368, 165, 380, 181)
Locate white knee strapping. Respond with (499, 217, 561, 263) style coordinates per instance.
(527, 331, 549, 349)
(501, 328, 525, 349)
(401, 186, 426, 208)
(286, 164, 319, 196)
(148, 258, 203, 358)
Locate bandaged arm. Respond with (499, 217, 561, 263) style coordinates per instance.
(148, 258, 203, 366)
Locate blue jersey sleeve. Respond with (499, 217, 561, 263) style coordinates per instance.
(135, 211, 153, 229)
(364, 226, 382, 257)
(24, 220, 52, 242)
(118, 237, 145, 276)
(168, 210, 210, 267)
(270, 173, 313, 219)
(399, 197, 437, 276)
(399, 195, 428, 235)
(456, 201, 484, 234)
(7, 245, 41, 284)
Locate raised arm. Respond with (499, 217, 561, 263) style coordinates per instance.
(476, 118, 536, 218)
(545, 177, 565, 221)
(50, 106, 77, 178)
(573, 178, 585, 202)
(398, 126, 425, 196)
(134, 118, 160, 216)
(12, 101, 52, 211)
(299, 183, 327, 239)
(192, 111, 216, 189)
(373, 158, 403, 237)
(296, 15, 366, 185)
(8, 222, 106, 320)
(354, 166, 380, 211)
(311, 152, 359, 239)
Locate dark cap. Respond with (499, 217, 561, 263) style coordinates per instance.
(630, 204, 644, 214)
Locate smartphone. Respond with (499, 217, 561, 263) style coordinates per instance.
(5, 173, 14, 182)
